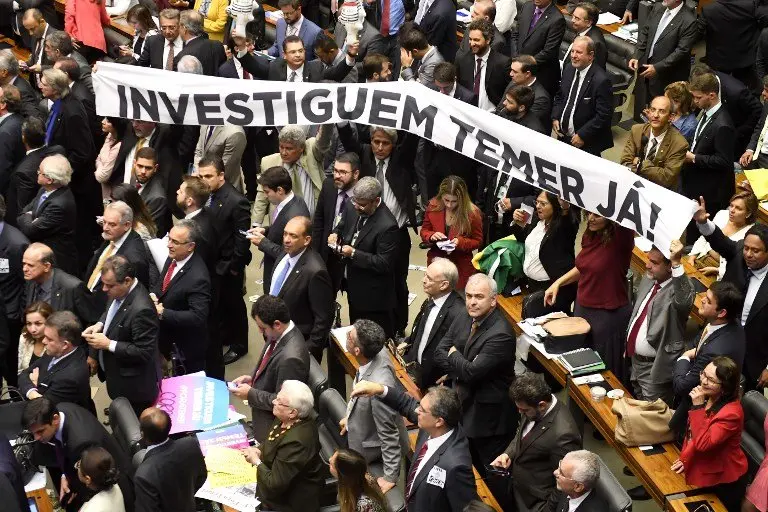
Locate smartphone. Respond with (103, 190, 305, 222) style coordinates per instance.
(227, 381, 239, 391)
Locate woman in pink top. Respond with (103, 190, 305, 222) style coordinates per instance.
(65, 0, 111, 59)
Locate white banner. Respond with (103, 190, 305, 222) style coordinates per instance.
(93, 62, 697, 255)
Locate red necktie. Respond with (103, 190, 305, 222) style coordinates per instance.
(626, 282, 661, 357)
(405, 440, 429, 499)
(243, 68, 251, 79)
(253, 341, 276, 380)
(380, 0, 391, 36)
(474, 57, 482, 95)
(161, 260, 177, 293)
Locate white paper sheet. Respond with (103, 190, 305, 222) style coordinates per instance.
(146, 237, 169, 271)
(331, 326, 354, 352)
(597, 12, 621, 25)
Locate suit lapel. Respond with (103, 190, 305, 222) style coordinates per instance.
(409, 430, 455, 496)
(654, 8, 683, 46)
(348, 353, 383, 415)
(159, 259, 190, 298)
(575, 66, 594, 105)
(747, 276, 768, 324)
(278, 252, 307, 296)
(106, 291, 136, 338)
(254, 331, 291, 381)
(518, 403, 558, 454)
(351, 209, 377, 247)
(522, 3, 553, 43)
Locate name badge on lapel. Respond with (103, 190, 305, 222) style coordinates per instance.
(0, 258, 8, 274)
(427, 466, 446, 488)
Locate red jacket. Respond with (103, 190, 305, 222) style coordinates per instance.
(680, 401, 748, 487)
(65, 0, 111, 53)
(420, 200, 483, 289)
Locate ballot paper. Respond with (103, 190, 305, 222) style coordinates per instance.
(520, 203, 534, 225)
(331, 325, 354, 351)
(436, 240, 457, 253)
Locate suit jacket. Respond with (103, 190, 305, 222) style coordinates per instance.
(194, 125, 246, 193)
(152, 254, 210, 367)
(455, 48, 511, 106)
(670, 321, 746, 431)
(503, 400, 581, 511)
(433, 308, 517, 438)
(333, 204, 399, 311)
(699, 0, 765, 72)
(137, 176, 170, 237)
(69, 79, 101, 147)
(0, 433, 29, 512)
(262, 249, 333, 352)
(757, 27, 768, 84)
(0, 223, 28, 322)
(619, 123, 689, 189)
(11, 75, 44, 121)
(417, 0, 458, 62)
(0, 113, 24, 194)
(400, 46, 444, 86)
(379, 386, 477, 512)
(346, 349, 408, 483)
(134, 437, 207, 512)
(256, 418, 325, 511)
(333, 20, 387, 62)
(552, 63, 614, 154)
(15, 0, 57, 50)
(269, 16, 323, 60)
(404, 291, 465, 391)
(501, 78, 553, 130)
(186, 209, 219, 275)
(509, 213, 578, 286)
(84, 230, 150, 309)
(29, 402, 135, 511)
(681, 107, 735, 209)
(311, 176, 353, 261)
(550, 490, 608, 512)
(6, 145, 64, 225)
(235, 51, 353, 83)
(453, 82, 478, 105)
(247, 326, 310, 442)
(562, 25, 607, 71)
(96, 281, 160, 404)
(747, 102, 768, 154)
(205, 182, 252, 276)
(258, 194, 310, 293)
(18, 347, 91, 409)
(135, 33, 171, 69)
(47, 93, 96, 196)
(172, 36, 226, 76)
(505, 109, 549, 134)
(458, 25, 508, 56)
(512, 2, 566, 95)
(17, 186, 79, 275)
(714, 70, 761, 158)
(23, 269, 98, 325)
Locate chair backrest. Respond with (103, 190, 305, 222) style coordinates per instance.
(318, 388, 348, 449)
(308, 357, 329, 407)
(109, 397, 143, 457)
(741, 390, 768, 479)
(593, 456, 632, 512)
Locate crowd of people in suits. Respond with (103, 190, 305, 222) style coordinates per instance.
(4, 0, 768, 510)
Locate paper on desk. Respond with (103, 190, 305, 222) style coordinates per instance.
(146, 238, 169, 272)
(518, 333, 559, 360)
(196, 480, 260, 512)
(744, 169, 768, 200)
(597, 12, 621, 25)
(331, 325, 354, 351)
(205, 447, 257, 488)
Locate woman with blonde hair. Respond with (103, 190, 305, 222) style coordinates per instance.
(420, 175, 483, 289)
(330, 449, 386, 512)
(17, 301, 54, 375)
(665, 81, 697, 143)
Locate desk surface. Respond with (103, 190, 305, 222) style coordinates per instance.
(667, 493, 728, 512)
(1, 36, 30, 62)
(54, 0, 135, 37)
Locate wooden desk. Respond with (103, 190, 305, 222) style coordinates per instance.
(0, 36, 31, 63)
(667, 493, 728, 512)
(25, 469, 53, 512)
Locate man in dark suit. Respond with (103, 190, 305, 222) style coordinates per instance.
(669, 280, 746, 433)
(18, 9, 54, 90)
(490, 373, 581, 511)
(133, 147, 170, 237)
(248, 167, 309, 293)
(402, 259, 465, 392)
(198, 156, 251, 364)
(175, 175, 218, 274)
(350, 381, 478, 511)
(83, 255, 160, 417)
(628, 0, 697, 117)
(136, 8, 183, 70)
(83, 201, 150, 311)
(497, 84, 549, 134)
(432, 62, 478, 105)
(506, 54, 552, 130)
(552, 36, 613, 156)
(258, 216, 333, 362)
(563, 3, 606, 71)
(134, 408, 207, 512)
(151, 221, 211, 374)
(512, 0, 565, 97)
(230, 295, 310, 442)
(550, 450, 609, 512)
(331, 176, 399, 338)
(740, 79, 768, 168)
(758, 28, 768, 86)
(22, 398, 135, 512)
(414, 0, 458, 62)
(268, 0, 322, 60)
(0, 50, 44, 120)
(51, 58, 100, 147)
(172, 10, 226, 76)
(0, 85, 25, 194)
(458, 0, 508, 57)
(455, 19, 511, 112)
(0, 434, 29, 512)
(18, 311, 91, 410)
(17, 154, 78, 275)
(334, 19, 387, 63)
(682, 73, 735, 240)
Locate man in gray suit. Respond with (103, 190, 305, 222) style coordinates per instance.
(193, 124, 246, 194)
(341, 319, 408, 494)
(333, 20, 387, 63)
(626, 239, 694, 404)
(399, 25, 444, 87)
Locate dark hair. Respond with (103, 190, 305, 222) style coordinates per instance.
(258, 166, 293, 193)
(467, 18, 493, 44)
(22, 397, 58, 428)
(506, 84, 535, 111)
(127, 3, 158, 32)
(111, 183, 157, 237)
(182, 175, 211, 207)
(433, 61, 457, 83)
(313, 32, 337, 53)
(425, 386, 461, 427)
(174, 218, 200, 244)
(362, 54, 389, 80)
(509, 372, 551, 406)
(1, 84, 21, 113)
(575, 2, 599, 24)
(46, 310, 83, 347)
(335, 151, 361, 173)
(400, 25, 428, 52)
(334, 449, 386, 512)
(252, 295, 291, 325)
(582, 211, 616, 246)
(197, 155, 225, 174)
(463, 501, 497, 512)
(282, 34, 304, 53)
(511, 55, 537, 76)
(102, 254, 137, 282)
(106, 117, 129, 143)
(709, 280, 744, 322)
(79, 447, 120, 492)
(710, 355, 741, 403)
(55, 57, 81, 81)
(47, 30, 74, 56)
(22, 117, 46, 148)
(745, 223, 768, 253)
(729, 190, 759, 224)
(139, 408, 172, 445)
(352, 319, 385, 359)
(664, 81, 694, 116)
(135, 146, 157, 163)
(23, 301, 54, 327)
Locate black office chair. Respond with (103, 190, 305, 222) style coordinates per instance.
(594, 457, 632, 512)
(109, 397, 143, 458)
(309, 357, 329, 407)
(742, 390, 768, 480)
(317, 388, 348, 456)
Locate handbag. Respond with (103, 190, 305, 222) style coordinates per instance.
(541, 317, 590, 354)
(612, 397, 675, 447)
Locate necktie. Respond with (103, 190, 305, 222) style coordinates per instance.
(47, 357, 56, 371)
(296, 164, 316, 217)
(87, 242, 116, 290)
(466, 320, 479, 350)
(561, 70, 581, 134)
(649, 10, 672, 58)
(206, 192, 214, 208)
(380, 0, 391, 35)
(696, 325, 710, 352)
(166, 41, 175, 70)
(243, 68, 251, 80)
(376, 159, 386, 185)
(270, 259, 292, 296)
(204, 125, 216, 148)
(646, 137, 659, 161)
(272, 204, 280, 223)
(523, 418, 538, 440)
(405, 440, 429, 498)
(161, 260, 177, 292)
(415, 299, 436, 363)
(692, 113, 708, 150)
(529, 7, 543, 34)
(626, 282, 661, 357)
(136, 182, 142, 191)
(473, 57, 482, 96)
(289, 71, 298, 82)
(37, 191, 49, 210)
(336, 191, 348, 217)
(287, 24, 297, 37)
(253, 340, 276, 380)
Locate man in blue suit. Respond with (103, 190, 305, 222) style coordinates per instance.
(269, 0, 323, 61)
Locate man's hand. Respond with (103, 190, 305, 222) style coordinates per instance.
(28, 63, 41, 73)
(740, 150, 754, 168)
(621, 10, 632, 24)
(400, 48, 414, 69)
(231, 383, 251, 400)
(83, 322, 103, 336)
(59, 475, 77, 504)
(27, 390, 43, 399)
(491, 453, 511, 469)
(340, 245, 354, 258)
(630, 156, 640, 168)
(232, 375, 252, 386)
(339, 416, 348, 435)
(682, 347, 696, 359)
(448, 346, 458, 355)
(639, 64, 657, 79)
(435, 374, 448, 385)
(30, 368, 39, 386)
(87, 356, 98, 376)
(757, 369, 768, 389)
(689, 385, 706, 406)
(628, 58, 638, 72)
(327, 233, 339, 246)
(350, 380, 385, 398)
(346, 41, 360, 58)
(512, 209, 527, 226)
(118, 45, 133, 57)
(669, 240, 683, 266)
(552, 119, 562, 137)
(571, 133, 584, 148)
(154, 302, 164, 317)
(377, 477, 396, 494)
(693, 196, 709, 224)
(84, 332, 111, 350)
(699, 266, 719, 276)
(684, 151, 695, 163)
(248, 229, 265, 245)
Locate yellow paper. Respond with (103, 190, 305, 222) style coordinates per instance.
(207, 470, 257, 488)
(204, 446, 257, 488)
(744, 169, 768, 200)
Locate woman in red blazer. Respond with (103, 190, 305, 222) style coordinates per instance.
(673, 356, 748, 511)
(65, 0, 111, 59)
(420, 176, 483, 290)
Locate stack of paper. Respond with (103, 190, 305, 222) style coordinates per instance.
(596, 12, 621, 25)
(204, 446, 257, 488)
(196, 423, 250, 456)
(558, 348, 605, 376)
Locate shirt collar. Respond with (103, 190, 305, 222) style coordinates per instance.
(26, 146, 43, 156)
(0, 112, 13, 124)
(276, 191, 295, 211)
(184, 208, 203, 219)
(568, 490, 592, 508)
(428, 427, 454, 443)
(50, 345, 79, 367)
(665, 2, 684, 17)
(113, 229, 131, 250)
(145, 438, 169, 453)
(173, 251, 195, 271)
(358, 358, 374, 376)
(275, 321, 296, 345)
(705, 101, 722, 118)
(650, 129, 667, 143)
(477, 47, 490, 62)
(576, 63, 591, 77)
(285, 247, 306, 268)
(578, 27, 590, 36)
(750, 262, 768, 279)
(289, 16, 304, 34)
(39, 270, 55, 293)
(288, 64, 304, 77)
(431, 292, 451, 309)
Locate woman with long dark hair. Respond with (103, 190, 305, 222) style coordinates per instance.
(17, 301, 54, 376)
(95, 117, 129, 201)
(110, 183, 158, 240)
(118, 4, 159, 61)
(330, 449, 386, 512)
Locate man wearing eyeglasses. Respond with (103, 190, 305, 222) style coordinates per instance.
(551, 450, 607, 511)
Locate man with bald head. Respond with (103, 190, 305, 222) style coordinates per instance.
(261, 216, 334, 362)
(458, 0, 508, 56)
(135, 407, 207, 512)
(620, 95, 689, 189)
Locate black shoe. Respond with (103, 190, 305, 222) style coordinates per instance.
(627, 485, 651, 501)
(223, 349, 244, 365)
(622, 466, 633, 477)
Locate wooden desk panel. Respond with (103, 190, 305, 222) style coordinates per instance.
(667, 493, 727, 512)
(0, 36, 31, 63)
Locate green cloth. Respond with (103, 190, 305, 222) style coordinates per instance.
(472, 235, 525, 291)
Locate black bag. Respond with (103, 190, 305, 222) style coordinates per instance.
(541, 317, 590, 355)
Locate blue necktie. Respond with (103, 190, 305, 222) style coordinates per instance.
(270, 259, 291, 296)
(47, 357, 56, 371)
(37, 192, 49, 209)
(100, 299, 122, 369)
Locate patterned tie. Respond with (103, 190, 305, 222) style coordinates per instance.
(646, 137, 659, 161)
(626, 282, 660, 357)
(206, 193, 214, 208)
(166, 41, 175, 70)
(473, 57, 482, 96)
(376, 159, 386, 186)
(406, 440, 429, 499)
(161, 260, 177, 293)
(289, 71, 298, 82)
(270, 259, 292, 296)
(296, 164, 316, 217)
(253, 340, 276, 380)
(87, 242, 116, 290)
(529, 7, 543, 33)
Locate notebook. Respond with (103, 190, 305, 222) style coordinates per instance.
(558, 348, 605, 375)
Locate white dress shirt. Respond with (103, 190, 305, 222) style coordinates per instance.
(376, 157, 407, 227)
(411, 428, 454, 480)
(272, 191, 295, 221)
(563, 64, 591, 137)
(475, 48, 494, 111)
(628, 266, 683, 357)
(167, 251, 194, 281)
(285, 16, 304, 37)
(416, 293, 450, 363)
(522, 221, 550, 282)
(287, 64, 304, 82)
(162, 36, 183, 70)
(89, 230, 133, 291)
(521, 395, 557, 437)
(567, 490, 592, 512)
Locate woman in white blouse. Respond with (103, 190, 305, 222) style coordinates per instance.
(17, 301, 53, 375)
(118, 4, 159, 61)
(77, 447, 126, 512)
(688, 191, 758, 280)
